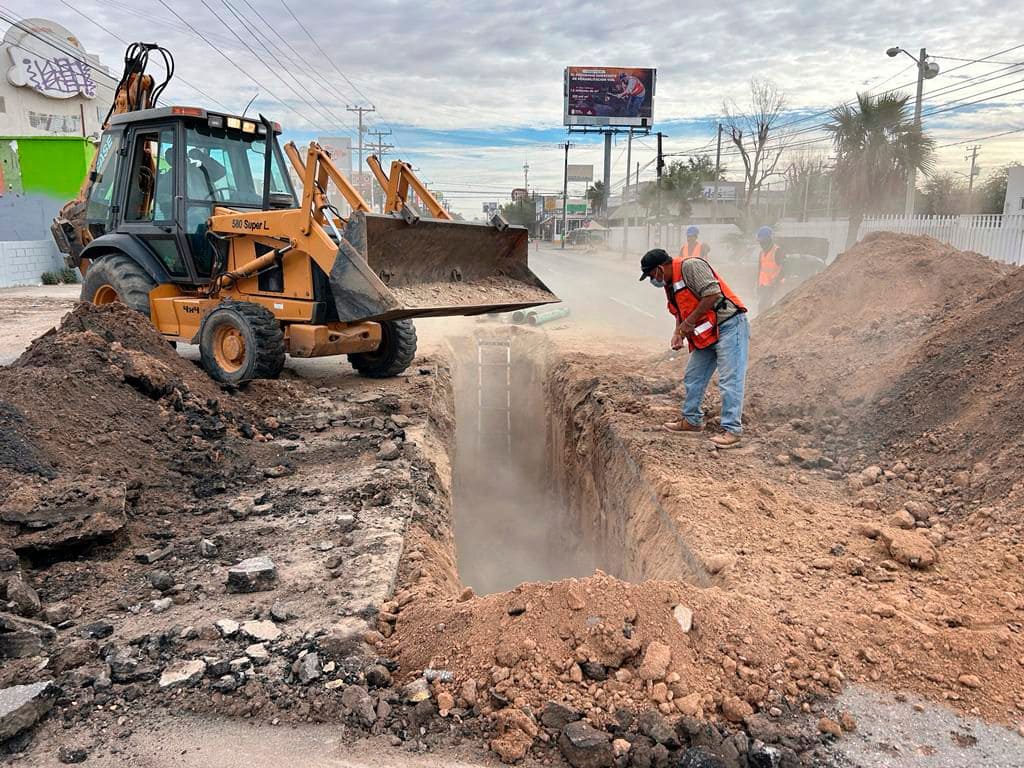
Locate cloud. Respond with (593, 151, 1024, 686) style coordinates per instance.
(10, 0, 1022, 216)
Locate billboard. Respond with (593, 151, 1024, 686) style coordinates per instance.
(564, 67, 655, 128)
(567, 198, 588, 214)
(317, 136, 352, 174)
(511, 187, 528, 202)
(317, 136, 354, 209)
(567, 164, 594, 183)
(482, 201, 498, 215)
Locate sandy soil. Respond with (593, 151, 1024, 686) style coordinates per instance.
(0, 285, 79, 364)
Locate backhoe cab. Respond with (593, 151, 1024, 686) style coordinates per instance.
(65, 105, 555, 383)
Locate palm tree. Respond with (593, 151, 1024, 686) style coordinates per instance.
(586, 180, 606, 217)
(826, 92, 935, 248)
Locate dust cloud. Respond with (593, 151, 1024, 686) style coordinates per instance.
(448, 332, 597, 595)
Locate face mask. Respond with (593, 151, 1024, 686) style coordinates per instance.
(649, 277, 665, 288)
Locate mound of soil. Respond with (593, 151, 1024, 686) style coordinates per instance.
(865, 266, 1024, 504)
(749, 232, 1008, 416)
(0, 303, 272, 550)
(390, 571, 835, 726)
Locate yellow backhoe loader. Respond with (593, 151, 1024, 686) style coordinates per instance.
(52, 44, 554, 382)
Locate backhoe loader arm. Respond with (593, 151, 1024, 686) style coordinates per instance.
(367, 155, 452, 220)
(52, 43, 174, 264)
(284, 141, 371, 235)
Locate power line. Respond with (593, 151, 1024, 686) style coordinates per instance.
(229, 0, 360, 137)
(56, 0, 232, 112)
(277, 0, 375, 111)
(197, 0, 348, 134)
(154, 0, 332, 130)
(936, 126, 1024, 148)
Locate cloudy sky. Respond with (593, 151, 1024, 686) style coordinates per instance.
(5, 0, 1023, 217)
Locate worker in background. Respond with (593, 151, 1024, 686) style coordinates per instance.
(639, 247, 750, 449)
(679, 225, 710, 260)
(756, 226, 787, 312)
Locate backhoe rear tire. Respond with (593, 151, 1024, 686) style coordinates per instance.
(80, 252, 156, 316)
(198, 301, 285, 384)
(348, 319, 417, 378)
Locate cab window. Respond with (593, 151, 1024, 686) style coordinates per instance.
(125, 128, 176, 222)
(85, 130, 123, 230)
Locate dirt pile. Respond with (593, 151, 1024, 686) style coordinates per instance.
(0, 303, 276, 546)
(387, 571, 845, 751)
(749, 232, 1008, 416)
(862, 266, 1024, 504)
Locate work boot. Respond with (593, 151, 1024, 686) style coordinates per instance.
(663, 419, 703, 434)
(710, 432, 742, 449)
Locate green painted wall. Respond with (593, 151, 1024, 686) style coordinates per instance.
(0, 136, 95, 199)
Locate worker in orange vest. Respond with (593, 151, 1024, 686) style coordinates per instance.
(756, 226, 787, 312)
(639, 247, 749, 449)
(679, 225, 710, 260)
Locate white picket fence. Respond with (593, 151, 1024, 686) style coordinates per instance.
(606, 213, 1024, 266)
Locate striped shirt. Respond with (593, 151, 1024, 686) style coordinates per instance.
(680, 259, 740, 325)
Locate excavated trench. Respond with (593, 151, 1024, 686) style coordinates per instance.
(446, 328, 707, 595)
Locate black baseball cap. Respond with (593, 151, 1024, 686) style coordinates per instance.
(638, 248, 671, 281)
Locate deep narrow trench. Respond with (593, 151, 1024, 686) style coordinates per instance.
(448, 331, 596, 594)
(448, 330, 707, 595)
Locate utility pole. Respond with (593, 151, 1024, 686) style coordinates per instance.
(965, 144, 981, 212)
(523, 159, 530, 195)
(826, 171, 834, 220)
(656, 132, 665, 244)
(802, 167, 812, 222)
(713, 123, 722, 224)
(366, 128, 393, 212)
(624, 129, 633, 198)
(905, 47, 927, 218)
(561, 143, 570, 249)
(602, 132, 612, 218)
(346, 104, 374, 198)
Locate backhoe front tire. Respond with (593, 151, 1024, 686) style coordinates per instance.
(81, 253, 156, 316)
(348, 319, 417, 378)
(199, 301, 285, 384)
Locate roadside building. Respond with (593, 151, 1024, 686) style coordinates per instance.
(1005, 166, 1024, 216)
(0, 17, 112, 286)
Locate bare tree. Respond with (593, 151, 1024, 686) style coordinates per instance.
(783, 152, 828, 221)
(722, 79, 791, 221)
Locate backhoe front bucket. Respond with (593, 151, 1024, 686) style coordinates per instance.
(327, 212, 557, 323)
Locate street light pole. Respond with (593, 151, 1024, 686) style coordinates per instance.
(888, 46, 939, 217)
(561, 141, 569, 250)
(905, 47, 927, 218)
(713, 123, 722, 225)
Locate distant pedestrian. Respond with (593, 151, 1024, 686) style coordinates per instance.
(755, 226, 787, 312)
(679, 225, 710, 260)
(638, 247, 750, 448)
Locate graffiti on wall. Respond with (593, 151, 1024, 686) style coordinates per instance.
(3, 17, 97, 100)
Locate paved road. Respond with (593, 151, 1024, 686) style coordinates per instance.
(530, 243, 668, 342)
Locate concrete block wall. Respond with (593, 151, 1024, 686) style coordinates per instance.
(0, 239, 65, 287)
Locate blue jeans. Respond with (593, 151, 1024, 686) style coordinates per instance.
(683, 314, 750, 435)
(627, 94, 644, 116)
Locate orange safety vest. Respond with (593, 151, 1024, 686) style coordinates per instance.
(665, 257, 747, 350)
(758, 244, 781, 287)
(679, 241, 704, 260)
